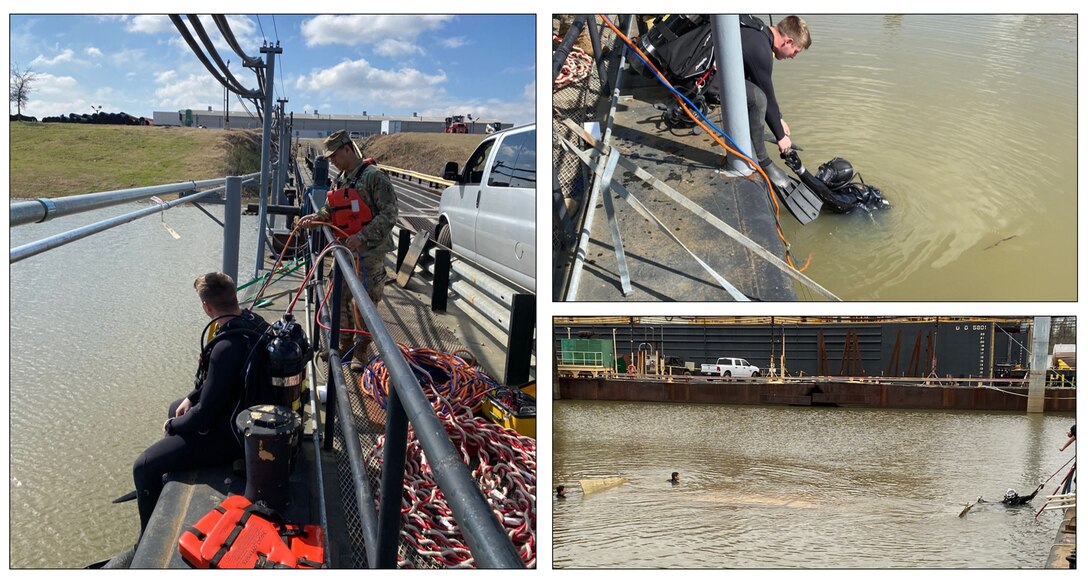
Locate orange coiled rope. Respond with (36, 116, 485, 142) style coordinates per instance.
(372, 409, 536, 568)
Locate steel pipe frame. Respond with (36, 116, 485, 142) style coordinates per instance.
(10, 178, 257, 264)
(9, 173, 259, 226)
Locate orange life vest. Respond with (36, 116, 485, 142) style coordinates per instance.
(178, 494, 326, 569)
(327, 164, 373, 237)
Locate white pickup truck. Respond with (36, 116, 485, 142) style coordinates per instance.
(700, 357, 760, 378)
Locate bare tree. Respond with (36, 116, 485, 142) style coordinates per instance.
(10, 64, 38, 117)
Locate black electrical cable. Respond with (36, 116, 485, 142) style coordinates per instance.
(169, 15, 254, 98)
(186, 14, 260, 98)
(213, 15, 261, 66)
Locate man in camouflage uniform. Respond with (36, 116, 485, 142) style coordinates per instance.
(297, 130, 398, 369)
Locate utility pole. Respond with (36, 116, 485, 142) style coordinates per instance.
(254, 41, 281, 278)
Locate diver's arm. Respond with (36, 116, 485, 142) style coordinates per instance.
(167, 340, 245, 435)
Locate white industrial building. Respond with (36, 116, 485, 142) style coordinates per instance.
(151, 108, 503, 137)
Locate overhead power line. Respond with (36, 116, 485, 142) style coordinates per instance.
(184, 14, 261, 98)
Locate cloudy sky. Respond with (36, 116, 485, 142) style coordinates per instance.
(8, 14, 536, 124)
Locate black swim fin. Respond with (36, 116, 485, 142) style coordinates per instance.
(776, 178, 822, 225)
(764, 131, 802, 151)
(760, 159, 822, 224)
(112, 489, 137, 504)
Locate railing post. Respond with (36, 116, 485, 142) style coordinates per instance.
(504, 293, 535, 386)
(222, 176, 242, 282)
(376, 384, 409, 568)
(431, 248, 451, 312)
(323, 265, 343, 451)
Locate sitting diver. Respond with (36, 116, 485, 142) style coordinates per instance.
(131, 272, 271, 538)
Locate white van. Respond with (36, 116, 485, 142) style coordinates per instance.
(436, 123, 536, 291)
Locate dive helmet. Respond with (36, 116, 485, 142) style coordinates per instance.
(1005, 489, 1018, 500)
(815, 157, 855, 190)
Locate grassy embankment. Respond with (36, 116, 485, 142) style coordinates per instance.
(9, 122, 260, 200)
(11, 122, 483, 200)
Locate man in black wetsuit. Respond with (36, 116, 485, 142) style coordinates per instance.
(1000, 484, 1044, 506)
(669, 472, 680, 484)
(740, 15, 811, 189)
(131, 272, 270, 535)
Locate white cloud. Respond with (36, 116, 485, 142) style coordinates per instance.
(440, 37, 468, 49)
(297, 58, 447, 110)
(155, 70, 177, 84)
(85, 46, 103, 58)
(301, 15, 453, 47)
(111, 48, 146, 67)
(524, 81, 535, 100)
(127, 15, 173, 35)
(374, 39, 424, 57)
(154, 72, 228, 109)
(30, 48, 74, 67)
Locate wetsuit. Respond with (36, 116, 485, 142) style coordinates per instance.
(740, 15, 783, 166)
(1001, 485, 1042, 506)
(132, 310, 269, 533)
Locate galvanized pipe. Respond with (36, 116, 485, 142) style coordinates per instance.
(711, 15, 755, 173)
(221, 176, 242, 282)
(1027, 317, 1051, 413)
(9, 174, 257, 227)
(324, 231, 524, 568)
(11, 185, 227, 264)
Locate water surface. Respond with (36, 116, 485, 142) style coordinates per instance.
(553, 400, 1075, 568)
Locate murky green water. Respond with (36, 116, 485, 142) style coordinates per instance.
(8, 204, 260, 567)
(768, 14, 1076, 300)
(553, 400, 1075, 568)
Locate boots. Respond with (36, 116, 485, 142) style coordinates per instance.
(760, 159, 792, 192)
(341, 335, 371, 373)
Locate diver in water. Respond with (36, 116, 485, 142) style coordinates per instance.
(669, 472, 680, 485)
(782, 149, 891, 213)
(975, 483, 1044, 506)
(556, 485, 568, 498)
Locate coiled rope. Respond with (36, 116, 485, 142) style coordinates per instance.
(554, 36, 593, 88)
(372, 409, 537, 568)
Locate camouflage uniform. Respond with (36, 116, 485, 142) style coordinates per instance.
(314, 132, 398, 362)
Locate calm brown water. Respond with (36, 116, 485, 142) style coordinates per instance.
(766, 15, 1076, 300)
(8, 204, 260, 567)
(553, 400, 1075, 568)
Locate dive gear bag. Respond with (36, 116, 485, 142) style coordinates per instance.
(178, 495, 325, 568)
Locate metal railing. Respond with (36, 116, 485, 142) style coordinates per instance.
(9, 173, 260, 266)
(302, 192, 526, 569)
(379, 164, 454, 189)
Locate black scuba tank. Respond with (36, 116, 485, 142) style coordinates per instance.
(266, 313, 313, 422)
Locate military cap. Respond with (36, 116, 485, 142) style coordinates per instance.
(323, 130, 353, 157)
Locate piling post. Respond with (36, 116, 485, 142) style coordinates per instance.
(222, 176, 242, 282)
(1026, 317, 1050, 413)
(254, 42, 281, 278)
(710, 16, 755, 175)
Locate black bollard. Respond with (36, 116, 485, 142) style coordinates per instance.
(235, 405, 300, 511)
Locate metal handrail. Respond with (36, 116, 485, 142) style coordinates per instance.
(10, 176, 259, 264)
(306, 198, 524, 568)
(378, 164, 453, 188)
(9, 172, 260, 226)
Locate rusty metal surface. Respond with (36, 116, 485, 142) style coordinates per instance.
(557, 377, 1076, 412)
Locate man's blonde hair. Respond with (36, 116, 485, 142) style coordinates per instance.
(777, 16, 811, 50)
(193, 272, 238, 310)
